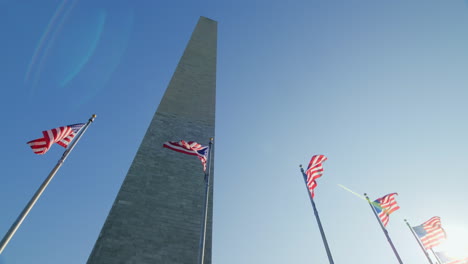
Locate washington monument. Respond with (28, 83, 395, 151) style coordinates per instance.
(87, 16, 217, 263)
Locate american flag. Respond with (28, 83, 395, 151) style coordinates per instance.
(27, 123, 85, 155)
(163, 140, 209, 172)
(435, 251, 468, 264)
(372, 193, 400, 227)
(413, 216, 446, 249)
(305, 155, 327, 198)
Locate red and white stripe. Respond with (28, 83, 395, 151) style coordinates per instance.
(163, 140, 209, 171)
(163, 140, 203, 156)
(436, 251, 468, 264)
(27, 126, 74, 155)
(376, 193, 400, 226)
(305, 155, 327, 198)
(420, 217, 446, 249)
(446, 257, 468, 264)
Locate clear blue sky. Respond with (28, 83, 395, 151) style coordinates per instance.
(0, 0, 467, 263)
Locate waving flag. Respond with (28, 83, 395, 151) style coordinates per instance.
(413, 216, 446, 249)
(163, 140, 209, 171)
(305, 155, 327, 198)
(435, 251, 468, 264)
(373, 193, 400, 226)
(27, 123, 85, 155)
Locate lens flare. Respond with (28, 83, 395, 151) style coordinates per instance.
(24, 0, 133, 108)
(337, 184, 386, 209)
(437, 225, 468, 259)
(60, 11, 106, 87)
(25, 0, 79, 95)
(338, 184, 366, 201)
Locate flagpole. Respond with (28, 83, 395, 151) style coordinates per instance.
(198, 137, 214, 264)
(364, 193, 404, 264)
(300, 165, 335, 264)
(430, 248, 442, 264)
(0, 114, 96, 254)
(404, 219, 435, 264)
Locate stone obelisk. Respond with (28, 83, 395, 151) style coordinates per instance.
(87, 16, 217, 264)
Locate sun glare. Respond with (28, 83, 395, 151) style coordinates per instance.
(437, 225, 468, 259)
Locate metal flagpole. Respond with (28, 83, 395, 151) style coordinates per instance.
(0, 114, 96, 254)
(430, 248, 442, 264)
(198, 137, 214, 264)
(364, 193, 404, 264)
(300, 165, 335, 264)
(404, 219, 435, 264)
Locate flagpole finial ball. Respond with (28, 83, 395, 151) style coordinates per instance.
(210, 137, 214, 141)
(92, 114, 97, 118)
(299, 164, 302, 168)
